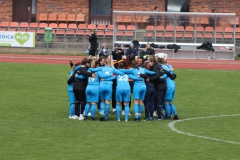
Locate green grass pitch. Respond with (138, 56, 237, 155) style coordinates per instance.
(0, 62, 240, 160)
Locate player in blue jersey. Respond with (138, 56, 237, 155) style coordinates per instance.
(88, 58, 124, 121)
(114, 62, 143, 122)
(157, 58, 179, 120)
(83, 59, 113, 120)
(119, 59, 156, 121)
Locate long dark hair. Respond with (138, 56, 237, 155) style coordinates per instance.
(131, 60, 139, 69)
(95, 56, 105, 67)
(81, 57, 92, 65)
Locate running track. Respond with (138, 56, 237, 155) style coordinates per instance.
(0, 54, 240, 70)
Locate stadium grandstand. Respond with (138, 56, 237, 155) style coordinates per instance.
(0, 0, 239, 59)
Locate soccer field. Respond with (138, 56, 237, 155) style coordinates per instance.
(0, 62, 240, 160)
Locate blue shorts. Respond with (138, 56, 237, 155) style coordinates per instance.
(99, 86, 112, 100)
(86, 89, 99, 103)
(164, 87, 175, 101)
(116, 89, 130, 102)
(68, 91, 76, 104)
(133, 85, 146, 100)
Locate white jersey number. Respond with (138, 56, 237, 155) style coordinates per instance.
(118, 75, 128, 81)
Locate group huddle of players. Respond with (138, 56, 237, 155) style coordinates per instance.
(67, 54, 179, 122)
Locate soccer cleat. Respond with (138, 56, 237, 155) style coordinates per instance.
(153, 111, 158, 117)
(128, 112, 131, 116)
(122, 110, 125, 115)
(72, 115, 79, 120)
(117, 119, 120, 122)
(90, 117, 95, 121)
(100, 116, 105, 121)
(88, 112, 91, 116)
(125, 120, 128, 122)
(112, 111, 116, 114)
(163, 116, 172, 120)
(83, 116, 88, 121)
(79, 114, 84, 120)
(69, 116, 74, 119)
(134, 118, 140, 122)
(173, 115, 179, 120)
(98, 111, 101, 115)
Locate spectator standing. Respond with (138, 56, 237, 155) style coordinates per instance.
(179, 0, 190, 29)
(89, 30, 98, 56)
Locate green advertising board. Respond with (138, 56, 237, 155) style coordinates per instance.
(44, 27, 52, 42)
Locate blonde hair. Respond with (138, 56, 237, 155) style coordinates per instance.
(104, 57, 111, 66)
(90, 58, 97, 68)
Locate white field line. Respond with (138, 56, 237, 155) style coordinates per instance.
(168, 114, 240, 145)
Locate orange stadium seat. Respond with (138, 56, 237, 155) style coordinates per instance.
(0, 28, 6, 31)
(17, 28, 27, 32)
(185, 26, 194, 32)
(116, 16, 123, 23)
(75, 30, 85, 36)
(156, 25, 165, 32)
(19, 22, 29, 29)
(105, 31, 113, 37)
(56, 23, 67, 36)
(48, 14, 57, 23)
(205, 26, 214, 33)
(0, 21, 9, 28)
(183, 33, 193, 39)
(97, 24, 106, 31)
(122, 16, 133, 23)
(38, 23, 48, 29)
(75, 14, 85, 24)
(36, 23, 48, 35)
(7, 28, 17, 32)
(39, 13, 48, 23)
(66, 14, 76, 24)
(9, 22, 19, 28)
(57, 14, 67, 23)
(66, 23, 76, 36)
(97, 30, 104, 37)
(203, 33, 213, 39)
(78, 24, 87, 30)
(29, 23, 38, 29)
(27, 29, 36, 33)
(235, 27, 240, 39)
(133, 16, 142, 23)
(87, 24, 97, 30)
(223, 27, 234, 39)
(107, 25, 114, 30)
(125, 25, 135, 37)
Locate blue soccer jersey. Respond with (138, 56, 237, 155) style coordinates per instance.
(116, 74, 143, 102)
(120, 67, 155, 100)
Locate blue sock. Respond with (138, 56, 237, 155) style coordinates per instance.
(84, 103, 91, 116)
(139, 105, 143, 117)
(116, 104, 121, 120)
(124, 105, 129, 121)
(91, 104, 96, 118)
(105, 104, 110, 120)
(100, 101, 105, 115)
(170, 103, 177, 115)
(165, 104, 171, 117)
(134, 104, 139, 118)
(69, 103, 75, 117)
